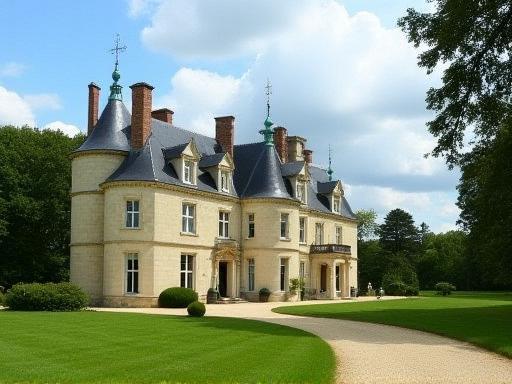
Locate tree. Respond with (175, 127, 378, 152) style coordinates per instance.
(355, 209, 378, 241)
(379, 209, 420, 257)
(399, 1, 512, 166)
(457, 120, 512, 288)
(0, 126, 85, 287)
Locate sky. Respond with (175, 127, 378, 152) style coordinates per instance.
(0, 0, 460, 233)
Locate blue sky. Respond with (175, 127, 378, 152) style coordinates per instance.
(0, 0, 459, 232)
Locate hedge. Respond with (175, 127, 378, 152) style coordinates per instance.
(158, 287, 198, 308)
(5, 282, 88, 311)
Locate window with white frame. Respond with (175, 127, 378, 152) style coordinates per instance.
(299, 217, 306, 243)
(315, 223, 324, 245)
(248, 258, 255, 291)
(183, 160, 194, 184)
(300, 261, 305, 281)
(219, 211, 230, 238)
(280, 213, 289, 239)
(280, 258, 288, 291)
(248, 213, 255, 238)
(126, 253, 139, 293)
(126, 200, 140, 228)
(336, 226, 342, 244)
(180, 254, 194, 288)
(182, 203, 195, 234)
(220, 171, 230, 192)
(297, 182, 306, 203)
(333, 197, 340, 213)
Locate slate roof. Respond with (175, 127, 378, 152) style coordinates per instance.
(317, 180, 339, 194)
(79, 99, 356, 219)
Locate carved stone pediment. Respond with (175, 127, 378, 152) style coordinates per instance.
(214, 239, 240, 262)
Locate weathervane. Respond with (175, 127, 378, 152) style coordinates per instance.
(108, 34, 127, 101)
(265, 78, 272, 118)
(260, 78, 274, 146)
(327, 144, 334, 181)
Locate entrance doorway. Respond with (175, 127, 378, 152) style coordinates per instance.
(320, 264, 327, 292)
(218, 262, 228, 297)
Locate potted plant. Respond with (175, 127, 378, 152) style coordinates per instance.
(288, 278, 305, 301)
(259, 288, 271, 302)
(206, 288, 219, 304)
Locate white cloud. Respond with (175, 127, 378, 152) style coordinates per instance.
(136, 0, 460, 230)
(0, 62, 26, 77)
(24, 93, 62, 111)
(43, 121, 81, 137)
(0, 86, 35, 126)
(128, 0, 160, 17)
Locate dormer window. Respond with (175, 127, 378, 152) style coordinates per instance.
(220, 170, 230, 192)
(297, 182, 306, 204)
(333, 198, 340, 213)
(183, 160, 192, 184)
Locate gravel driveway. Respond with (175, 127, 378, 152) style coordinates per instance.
(96, 298, 512, 384)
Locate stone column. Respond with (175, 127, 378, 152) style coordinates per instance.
(231, 261, 237, 298)
(344, 262, 350, 297)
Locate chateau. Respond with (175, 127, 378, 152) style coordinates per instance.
(70, 65, 358, 307)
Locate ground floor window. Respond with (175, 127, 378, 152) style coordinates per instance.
(299, 261, 305, 281)
(280, 259, 288, 291)
(181, 254, 194, 288)
(126, 253, 139, 293)
(248, 258, 255, 291)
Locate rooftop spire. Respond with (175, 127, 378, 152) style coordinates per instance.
(327, 144, 334, 181)
(108, 34, 127, 101)
(260, 78, 274, 146)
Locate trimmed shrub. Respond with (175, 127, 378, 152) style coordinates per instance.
(382, 263, 419, 296)
(159, 287, 198, 308)
(259, 287, 271, 302)
(187, 301, 206, 317)
(385, 282, 419, 296)
(5, 282, 88, 311)
(435, 282, 456, 296)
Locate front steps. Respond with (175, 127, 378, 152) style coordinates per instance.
(215, 297, 248, 304)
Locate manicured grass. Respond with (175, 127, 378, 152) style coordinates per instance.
(0, 311, 334, 384)
(274, 292, 512, 358)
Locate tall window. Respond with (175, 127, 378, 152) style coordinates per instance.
(220, 171, 230, 192)
(299, 261, 305, 281)
(182, 203, 195, 234)
(335, 265, 340, 292)
(280, 259, 288, 291)
(280, 213, 289, 239)
(180, 254, 194, 288)
(248, 213, 255, 238)
(333, 198, 340, 213)
(299, 217, 306, 243)
(315, 223, 324, 245)
(219, 211, 229, 238)
(335, 226, 342, 244)
(297, 183, 306, 203)
(126, 200, 140, 228)
(248, 258, 255, 291)
(183, 160, 193, 184)
(126, 253, 139, 293)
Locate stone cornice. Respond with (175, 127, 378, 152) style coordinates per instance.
(241, 197, 300, 207)
(69, 149, 127, 160)
(70, 190, 103, 197)
(299, 207, 358, 224)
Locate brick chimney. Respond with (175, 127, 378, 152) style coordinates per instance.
(130, 82, 154, 150)
(303, 149, 313, 164)
(215, 116, 235, 157)
(151, 108, 174, 124)
(87, 83, 100, 136)
(273, 126, 288, 163)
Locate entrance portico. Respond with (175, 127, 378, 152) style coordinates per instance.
(310, 244, 353, 299)
(212, 239, 240, 298)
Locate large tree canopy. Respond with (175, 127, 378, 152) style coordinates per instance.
(378, 208, 420, 256)
(0, 126, 85, 287)
(398, 0, 512, 166)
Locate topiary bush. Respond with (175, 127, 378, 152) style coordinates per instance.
(435, 282, 456, 296)
(5, 282, 88, 311)
(187, 301, 206, 317)
(158, 287, 198, 308)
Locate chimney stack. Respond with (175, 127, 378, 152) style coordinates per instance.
(273, 126, 288, 163)
(215, 116, 235, 157)
(151, 108, 174, 125)
(287, 136, 306, 162)
(130, 82, 154, 150)
(303, 149, 313, 164)
(87, 83, 100, 136)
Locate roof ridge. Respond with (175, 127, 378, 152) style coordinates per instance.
(234, 141, 263, 148)
(160, 122, 216, 142)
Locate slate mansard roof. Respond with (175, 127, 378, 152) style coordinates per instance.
(75, 99, 356, 220)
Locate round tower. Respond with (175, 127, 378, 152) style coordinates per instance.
(70, 64, 131, 305)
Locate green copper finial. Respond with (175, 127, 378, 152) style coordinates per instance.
(108, 34, 127, 101)
(327, 144, 334, 181)
(259, 79, 274, 145)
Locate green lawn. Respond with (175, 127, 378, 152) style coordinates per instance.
(0, 311, 334, 384)
(274, 292, 512, 358)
